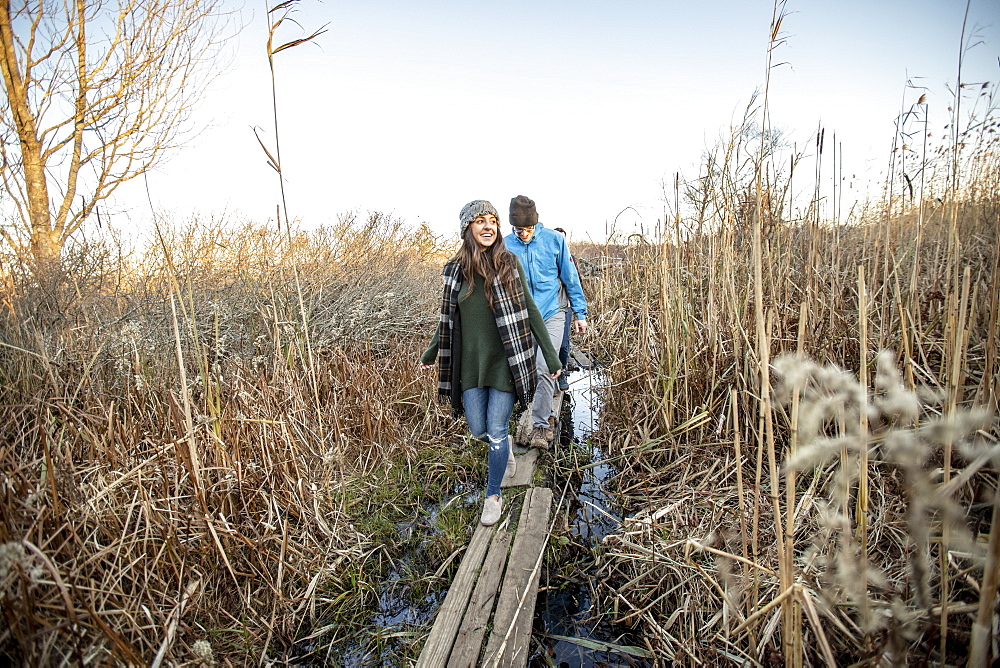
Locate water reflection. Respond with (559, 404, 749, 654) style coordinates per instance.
(533, 369, 650, 668)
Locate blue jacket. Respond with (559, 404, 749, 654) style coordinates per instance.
(504, 223, 588, 322)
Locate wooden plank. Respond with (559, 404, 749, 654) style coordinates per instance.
(569, 347, 592, 369)
(481, 487, 553, 666)
(503, 488, 553, 666)
(416, 522, 497, 667)
(552, 392, 564, 426)
(502, 487, 553, 667)
(501, 449, 538, 488)
(447, 531, 512, 668)
(513, 409, 532, 446)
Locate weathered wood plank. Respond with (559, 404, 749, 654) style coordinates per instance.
(501, 487, 553, 667)
(481, 487, 553, 666)
(513, 408, 533, 446)
(551, 392, 564, 447)
(446, 531, 512, 668)
(416, 522, 498, 667)
(501, 449, 538, 488)
(569, 347, 592, 369)
(552, 391, 564, 415)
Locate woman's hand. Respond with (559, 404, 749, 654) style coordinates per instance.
(420, 363, 434, 370)
(549, 369, 561, 380)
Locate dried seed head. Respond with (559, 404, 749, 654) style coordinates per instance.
(192, 639, 214, 664)
(0, 542, 44, 584)
(873, 351, 920, 426)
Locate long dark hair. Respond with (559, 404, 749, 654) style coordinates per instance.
(453, 227, 520, 311)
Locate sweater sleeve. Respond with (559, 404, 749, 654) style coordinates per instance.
(420, 325, 440, 366)
(519, 262, 561, 374)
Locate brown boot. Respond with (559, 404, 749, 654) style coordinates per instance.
(529, 426, 549, 450)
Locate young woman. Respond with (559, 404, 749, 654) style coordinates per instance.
(421, 200, 561, 526)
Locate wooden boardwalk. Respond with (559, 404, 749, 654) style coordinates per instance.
(416, 394, 564, 667)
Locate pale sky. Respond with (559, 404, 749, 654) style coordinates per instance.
(127, 0, 999, 243)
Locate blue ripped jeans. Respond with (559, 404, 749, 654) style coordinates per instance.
(462, 387, 515, 499)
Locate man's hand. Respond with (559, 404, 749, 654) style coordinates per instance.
(573, 318, 588, 335)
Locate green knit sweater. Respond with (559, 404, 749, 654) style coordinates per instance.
(421, 264, 561, 394)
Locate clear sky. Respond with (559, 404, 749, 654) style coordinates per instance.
(129, 0, 999, 243)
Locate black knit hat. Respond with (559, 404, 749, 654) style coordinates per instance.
(509, 195, 538, 227)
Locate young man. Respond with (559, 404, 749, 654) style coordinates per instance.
(504, 195, 589, 449)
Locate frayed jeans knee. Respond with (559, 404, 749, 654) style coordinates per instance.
(463, 387, 515, 499)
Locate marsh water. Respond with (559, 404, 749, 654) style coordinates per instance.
(529, 369, 649, 667)
(328, 367, 649, 666)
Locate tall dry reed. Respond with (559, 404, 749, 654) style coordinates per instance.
(581, 39, 998, 663)
(0, 213, 453, 663)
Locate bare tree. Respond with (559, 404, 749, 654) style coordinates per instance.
(0, 0, 226, 266)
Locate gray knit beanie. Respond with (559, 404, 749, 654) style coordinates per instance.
(459, 200, 500, 234)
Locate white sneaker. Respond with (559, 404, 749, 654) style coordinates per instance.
(505, 445, 516, 479)
(481, 495, 502, 526)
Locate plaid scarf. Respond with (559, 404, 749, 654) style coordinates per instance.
(436, 258, 537, 415)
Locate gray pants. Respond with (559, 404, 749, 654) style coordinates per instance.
(532, 312, 568, 428)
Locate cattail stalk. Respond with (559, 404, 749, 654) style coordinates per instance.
(170, 292, 206, 514)
(856, 266, 869, 553)
(755, 3, 792, 662)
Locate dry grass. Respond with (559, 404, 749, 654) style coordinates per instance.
(1, 59, 997, 666)
(580, 76, 999, 666)
(2, 148, 996, 666)
(0, 212, 461, 664)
